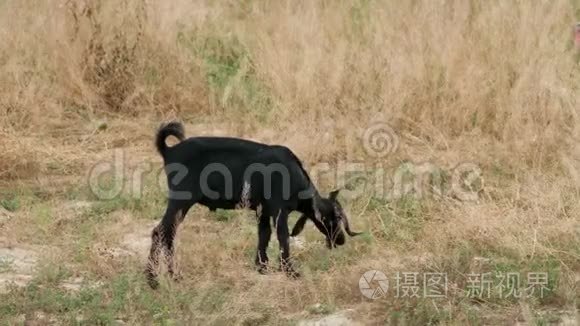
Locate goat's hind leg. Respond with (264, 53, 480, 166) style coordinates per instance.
(166, 205, 189, 282)
(145, 201, 188, 289)
(146, 223, 163, 289)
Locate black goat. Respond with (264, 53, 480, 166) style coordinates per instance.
(146, 121, 361, 288)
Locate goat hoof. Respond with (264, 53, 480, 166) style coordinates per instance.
(282, 267, 300, 279)
(257, 264, 269, 275)
(279, 262, 300, 279)
(171, 272, 184, 282)
(147, 276, 160, 289)
(145, 270, 159, 289)
(149, 279, 160, 289)
(286, 270, 301, 279)
(255, 256, 269, 274)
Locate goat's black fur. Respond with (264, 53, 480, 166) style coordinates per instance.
(155, 121, 185, 156)
(146, 121, 360, 288)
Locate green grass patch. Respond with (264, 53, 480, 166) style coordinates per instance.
(371, 195, 426, 245)
(0, 194, 19, 212)
(32, 264, 72, 288)
(306, 302, 336, 315)
(212, 209, 237, 223)
(30, 202, 52, 230)
(0, 269, 195, 325)
(348, 0, 372, 44)
(0, 186, 44, 212)
(177, 30, 273, 121)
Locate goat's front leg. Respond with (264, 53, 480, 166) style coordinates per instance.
(255, 214, 271, 274)
(274, 209, 300, 278)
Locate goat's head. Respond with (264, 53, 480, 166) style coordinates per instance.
(291, 189, 361, 248)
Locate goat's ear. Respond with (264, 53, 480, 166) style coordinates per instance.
(290, 215, 308, 237)
(329, 189, 341, 201)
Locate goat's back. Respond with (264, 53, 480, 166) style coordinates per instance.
(161, 136, 314, 210)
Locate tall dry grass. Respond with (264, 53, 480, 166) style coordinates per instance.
(0, 0, 578, 178)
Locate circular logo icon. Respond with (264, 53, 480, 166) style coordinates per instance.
(362, 123, 399, 158)
(359, 270, 389, 299)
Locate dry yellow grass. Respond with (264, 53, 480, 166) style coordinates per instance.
(0, 0, 579, 324)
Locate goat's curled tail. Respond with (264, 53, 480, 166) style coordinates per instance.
(156, 121, 185, 157)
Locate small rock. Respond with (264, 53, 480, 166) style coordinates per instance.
(121, 222, 157, 259)
(35, 311, 47, 320)
(61, 277, 85, 292)
(0, 273, 33, 293)
(0, 247, 38, 273)
(27, 311, 58, 324)
(298, 310, 360, 326)
(61, 277, 103, 292)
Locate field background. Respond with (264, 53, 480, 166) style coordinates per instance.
(0, 0, 579, 324)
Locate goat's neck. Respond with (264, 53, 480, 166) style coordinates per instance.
(297, 187, 323, 216)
